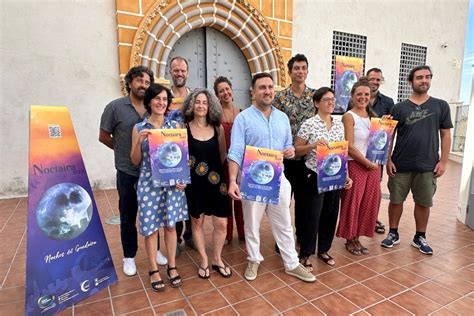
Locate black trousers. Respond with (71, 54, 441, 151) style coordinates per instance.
(297, 167, 325, 258)
(116, 170, 160, 258)
(317, 189, 341, 253)
(283, 159, 305, 242)
(176, 219, 192, 244)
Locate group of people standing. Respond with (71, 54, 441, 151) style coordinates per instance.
(99, 53, 452, 292)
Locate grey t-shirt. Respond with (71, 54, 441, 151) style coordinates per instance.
(100, 96, 147, 177)
(391, 97, 453, 173)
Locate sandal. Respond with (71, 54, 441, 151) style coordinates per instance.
(375, 220, 385, 234)
(148, 270, 165, 292)
(317, 252, 335, 266)
(299, 257, 313, 272)
(167, 266, 182, 288)
(211, 264, 232, 278)
(345, 241, 361, 256)
(198, 265, 210, 279)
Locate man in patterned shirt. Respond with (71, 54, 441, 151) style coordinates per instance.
(273, 54, 315, 251)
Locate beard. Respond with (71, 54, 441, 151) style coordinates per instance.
(412, 84, 430, 94)
(173, 77, 187, 88)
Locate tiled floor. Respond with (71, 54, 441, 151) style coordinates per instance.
(0, 160, 473, 315)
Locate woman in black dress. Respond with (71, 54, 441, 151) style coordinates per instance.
(182, 89, 232, 279)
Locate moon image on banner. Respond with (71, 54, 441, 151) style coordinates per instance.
(36, 183, 93, 240)
(335, 70, 359, 112)
(157, 143, 182, 168)
(373, 129, 388, 150)
(249, 160, 275, 185)
(323, 154, 342, 176)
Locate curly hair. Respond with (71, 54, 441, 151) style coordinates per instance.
(124, 66, 154, 94)
(213, 76, 232, 95)
(182, 89, 222, 126)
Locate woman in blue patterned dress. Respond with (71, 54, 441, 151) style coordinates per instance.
(131, 84, 188, 291)
(182, 89, 232, 279)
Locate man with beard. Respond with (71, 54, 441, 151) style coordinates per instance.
(381, 65, 453, 255)
(367, 67, 395, 234)
(99, 66, 168, 276)
(167, 56, 195, 252)
(227, 72, 315, 283)
(168, 56, 192, 111)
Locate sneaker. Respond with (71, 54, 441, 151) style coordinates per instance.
(156, 250, 168, 265)
(244, 261, 259, 281)
(411, 236, 433, 255)
(285, 264, 316, 282)
(381, 232, 400, 248)
(123, 258, 137, 276)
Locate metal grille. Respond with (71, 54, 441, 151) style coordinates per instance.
(453, 104, 469, 152)
(331, 31, 367, 89)
(397, 43, 427, 102)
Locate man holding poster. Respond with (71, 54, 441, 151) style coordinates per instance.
(227, 72, 315, 283)
(382, 66, 453, 255)
(99, 66, 168, 276)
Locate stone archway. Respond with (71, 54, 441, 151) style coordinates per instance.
(129, 0, 286, 89)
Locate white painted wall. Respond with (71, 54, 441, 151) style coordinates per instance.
(0, 0, 120, 197)
(292, 0, 468, 103)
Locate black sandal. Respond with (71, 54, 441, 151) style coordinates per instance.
(317, 252, 335, 266)
(375, 220, 385, 234)
(211, 264, 232, 278)
(198, 265, 210, 279)
(299, 257, 313, 272)
(167, 266, 182, 288)
(148, 270, 165, 292)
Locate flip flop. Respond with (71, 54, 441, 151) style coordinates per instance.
(317, 252, 335, 266)
(211, 264, 232, 278)
(198, 265, 210, 279)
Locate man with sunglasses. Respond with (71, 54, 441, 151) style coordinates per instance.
(367, 68, 395, 234)
(381, 65, 453, 255)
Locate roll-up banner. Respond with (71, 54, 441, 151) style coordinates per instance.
(26, 106, 117, 315)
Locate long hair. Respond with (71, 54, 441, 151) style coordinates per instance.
(182, 89, 222, 126)
(348, 77, 377, 118)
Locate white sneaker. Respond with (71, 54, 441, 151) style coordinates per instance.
(156, 250, 168, 265)
(123, 258, 137, 276)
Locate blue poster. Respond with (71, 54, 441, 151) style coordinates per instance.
(316, 141, 348, 193)
(26, 106, 117, 316)
(240, 146, 283, 205)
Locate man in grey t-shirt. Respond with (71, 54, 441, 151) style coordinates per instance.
(99, 66, 167, 276)
(381, 65, 453, 255)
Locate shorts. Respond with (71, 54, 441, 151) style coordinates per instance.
(387, 171, 437, 207)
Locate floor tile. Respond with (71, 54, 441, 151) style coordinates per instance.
(111, 291, 150, 314)
(316, 270, 356, 290)
(218, 280, 257, 304)
(290, 280, 332, 300)
(233, 296, 278, 315)
(358, 257, 397, 273)
(338, 284, 384, 308)
(391, 290, 442, 314)
(282, 303, 324, 315)
(154, 299, 195, 316)
(338, 263, 378, 282)
(0, 286, 24, 304)
(365, 300, 412, 315)
(263, 286, 306, 312)
(434, 273, 474, 295)
(446, 297, 474, 314)
(188, 289, 228, 314)
(147, 287, 183, 306)
(180, 276, 215, 296)
(412, 281, 461, 305)
(73, 299, 113, 315)
(109, 275, 143, 297)
(312, 292, 359, 315)
(383, 268, 427, 288)
(203, 306, 237, 315)
(248, 272, 285, 293)
(362, 275, 407, 298)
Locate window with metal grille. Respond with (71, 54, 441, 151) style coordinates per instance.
(330, 31, 367, 90)
(397, 43, 427, 102)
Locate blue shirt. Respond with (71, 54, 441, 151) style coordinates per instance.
(228, 105, 293, 167)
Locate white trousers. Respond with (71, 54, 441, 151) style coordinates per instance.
(242, 175, 299, 270)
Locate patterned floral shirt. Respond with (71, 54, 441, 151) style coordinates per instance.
(273, 85, 316, 143)
(297, 115, 345, 173)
